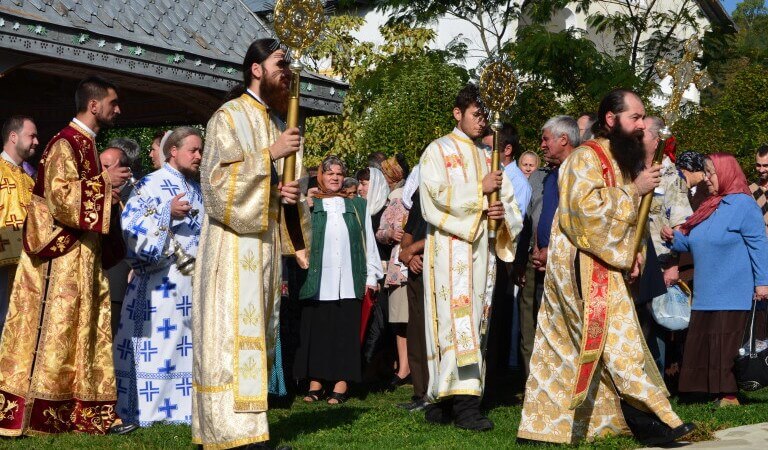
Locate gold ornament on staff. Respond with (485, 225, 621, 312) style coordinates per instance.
(631, 35, 713, 258)
(478, 60, 518, 239)
(273, 0, 325, 185)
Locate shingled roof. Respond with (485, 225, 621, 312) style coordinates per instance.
(2, 0, 272, 62)
(0, 0, 346, 135)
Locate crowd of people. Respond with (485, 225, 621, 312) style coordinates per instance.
(0, 36, 767, 450)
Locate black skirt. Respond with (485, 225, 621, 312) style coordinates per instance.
(293, 299, 362, 382)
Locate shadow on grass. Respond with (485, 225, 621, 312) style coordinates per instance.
(270, 407, 367, 442)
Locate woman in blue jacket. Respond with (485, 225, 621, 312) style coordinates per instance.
(662, 153, 768, 407)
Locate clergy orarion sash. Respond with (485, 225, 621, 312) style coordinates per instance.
(569, 140, 616, 409)
(438, 138, 481, 367)
(227, 99, 276, 412)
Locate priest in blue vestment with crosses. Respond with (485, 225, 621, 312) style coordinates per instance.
(113, 126, 204, 426)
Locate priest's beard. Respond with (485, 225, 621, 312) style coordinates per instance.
(260, 69, 289, 117)
(608, 121, 645, 180)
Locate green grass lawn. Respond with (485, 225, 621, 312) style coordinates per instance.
(1, 387, 767, 449)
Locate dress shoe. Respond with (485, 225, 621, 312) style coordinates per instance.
(241, 443, 292, 450)
(397, 398, 427, 412)
(454, 412, 494, 431)
(452, 394, 492, 431)
(424, 401, 452, 425)
(108, 422, 139, 435)
(636, 421, 696, 446)
(387, 374, 411, 391)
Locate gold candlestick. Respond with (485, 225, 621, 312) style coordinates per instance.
(478, 59, 518, 239)
(273, 0, 325, 185)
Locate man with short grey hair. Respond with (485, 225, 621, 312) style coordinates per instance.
(107, 137, 144, 178)
(513, 115, 580, 388)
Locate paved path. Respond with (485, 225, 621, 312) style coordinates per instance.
(641, 422, 768, 449)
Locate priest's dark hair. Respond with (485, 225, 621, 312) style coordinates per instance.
(75, 76, 117, 113)
(454, 83, 484, 114)
(591, 88, 638, 138)
(226, 38, 282, 101)
(1, 115, 34, 145)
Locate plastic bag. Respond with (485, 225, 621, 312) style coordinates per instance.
(651, 281, 691, 331)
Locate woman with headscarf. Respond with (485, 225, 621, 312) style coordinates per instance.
(376, 155, 412, 389)
(294, 155, 383, 404)
(662, 153, 768, 407)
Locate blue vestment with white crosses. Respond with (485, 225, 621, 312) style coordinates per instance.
(113, 163, 203, 426)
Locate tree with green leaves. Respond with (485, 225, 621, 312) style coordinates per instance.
(302, 14, 467, 170)
(372, 0, 521, 60)
(357, 53, 468, 167)
(559, 0, 704, 88)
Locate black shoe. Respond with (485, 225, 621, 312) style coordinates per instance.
(454, 413, 494, 431)
(108, 422, 139, 435)
(424, 401, 452, 425)
(387, 374, 410, 391)
(639, 422, 697, 446)
(633, 421, 696, 446)
(397, 399, 427, 412)
(242, 443, 292, 450)
(451, 394, 492, 431)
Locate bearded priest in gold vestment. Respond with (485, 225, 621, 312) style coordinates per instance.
(0, 116, 37, 337)
(0, 77, 133, 436)
(192, 38, 310, 449)
(420, 84, 523, 431)
(517, 89, 695, 446)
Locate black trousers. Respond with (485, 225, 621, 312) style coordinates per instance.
(406, 272, 428, 399)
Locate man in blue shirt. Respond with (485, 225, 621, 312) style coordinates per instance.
(514, 115, 580, 389)
(480, 124, 531, 406)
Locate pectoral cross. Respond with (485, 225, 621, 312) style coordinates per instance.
(654, 35, 713, 126)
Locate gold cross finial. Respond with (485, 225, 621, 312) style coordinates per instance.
(654, 35, 713, 126)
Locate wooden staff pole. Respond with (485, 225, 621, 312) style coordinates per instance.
(631, 126, 672, 258)
(488, 111, 502, 239)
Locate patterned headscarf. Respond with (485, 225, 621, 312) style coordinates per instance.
(314, 156, 347, 199)
(381, 157, 404, 186)
(675, 151, 705, 172)
(679, 153, 751, 235)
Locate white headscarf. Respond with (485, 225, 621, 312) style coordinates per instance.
(365, 167, 390, 217)
(401, 164, 420, 210)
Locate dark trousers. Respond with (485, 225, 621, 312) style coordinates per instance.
(484, 259, 514, 402)
(518, 261, 544, 384)
(406, 272, 428, 400)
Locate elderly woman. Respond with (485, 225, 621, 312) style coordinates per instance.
(662, 153, 768, 407)
(376, 155, 412, 388)
(294, 155, 383, 404)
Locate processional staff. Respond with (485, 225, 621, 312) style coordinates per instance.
(477, 58, 518, 356)
(631, 35, 713, 261)
(272, 0, 325, 262)
(478, 59, 518, 239)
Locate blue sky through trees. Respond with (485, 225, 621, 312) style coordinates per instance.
(721, 0, 767, 13)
